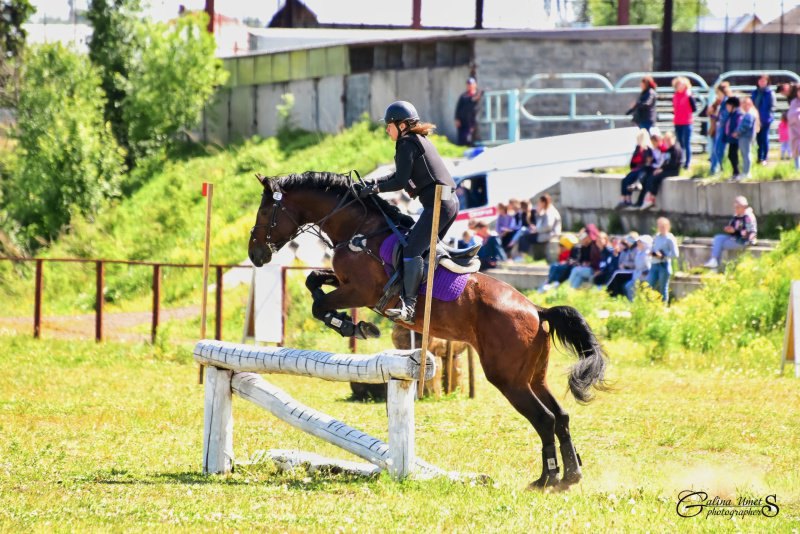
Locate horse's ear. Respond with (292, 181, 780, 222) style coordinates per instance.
(255, 173, 268, 187)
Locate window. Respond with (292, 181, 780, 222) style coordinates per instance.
(455, 174, 488, 210)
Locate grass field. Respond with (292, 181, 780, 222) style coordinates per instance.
(1, 333, 798, 532)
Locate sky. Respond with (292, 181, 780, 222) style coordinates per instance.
(29, 0, 800, 28)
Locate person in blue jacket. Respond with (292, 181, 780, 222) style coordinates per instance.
(751, 74, 777, 164)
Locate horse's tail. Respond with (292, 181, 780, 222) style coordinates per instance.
(538, 305, 609, 404)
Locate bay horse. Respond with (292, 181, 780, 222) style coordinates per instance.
(248, 171, 608, 489)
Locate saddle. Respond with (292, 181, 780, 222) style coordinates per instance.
(373, 238, 481, 312)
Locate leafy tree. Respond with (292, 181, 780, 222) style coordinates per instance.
(6, 44, 125, 249)
(587, 0, 708, 31)
(0, 0, 35, 106)
(120, 13, 226, 160)
(87, 0, 141, 162)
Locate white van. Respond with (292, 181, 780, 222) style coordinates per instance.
(443, 127, 637, 242)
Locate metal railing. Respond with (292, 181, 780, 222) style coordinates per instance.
(480, 69, 800, 146)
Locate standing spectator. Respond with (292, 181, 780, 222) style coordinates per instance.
(568, 224, 602, 289)
(779, 111, 791, 160)
(616, 128, 654, 209)
(703, 196, 758, 270)
(751, 74, 777, 165)
(788, 83, 800, 171)
(736, 96, 760, 180)
(723, 96, 743, 179)
(538, 233, 579, 292)
(454, 77, 482, 146)
(527, 193, 562, 261)
(626, 76, 658, 130)
(672, 76, 696, 169)
(639, 131, 682, 210)
(624, 235, 653, 302)
(709, 82, 733, 174)
(647, 217, 679, 304)
(474, 221, 507, 271)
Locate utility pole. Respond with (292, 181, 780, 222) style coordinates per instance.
(660, 0, 674, 70)
(412, 0, 421, 28)
(617, 0, 629, 25)
(475, 0, 484, 29)
(205, 0, 214, 33)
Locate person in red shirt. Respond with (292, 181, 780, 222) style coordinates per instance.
(672, 76, 696, 170)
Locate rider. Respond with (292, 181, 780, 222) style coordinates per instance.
(359, 100, 459, 325)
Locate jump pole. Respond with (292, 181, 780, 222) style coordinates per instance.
(198, 182, 214, 384)
(417, 184, 444, 398)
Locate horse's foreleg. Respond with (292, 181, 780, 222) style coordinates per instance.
(305, 269, 339, 301)
(309, 281, 381, 340)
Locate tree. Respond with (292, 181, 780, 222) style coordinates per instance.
(6, 44, 125, 249)
(120, 13, 226, 161)
(587, 0, 708, 31)
(0, 0, 35, 106)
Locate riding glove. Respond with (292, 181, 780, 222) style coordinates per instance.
(358, 182, 379, 199)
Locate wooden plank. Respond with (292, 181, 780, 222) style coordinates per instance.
(33, 259, 43, 338)
(289, 50, 309, 80)
(95, 261, 104, 342)
(253, 54, 272, 85)
(445, 341, 454, 394)
(387, 379, 415, 479)
(194, 340, 434, 383)
(418, 184, 443, 398)
(202, 366, 234, 474)
(272, 53, 290, 82)
(468, 345, 476, 399)
(199, 183, 214, 384)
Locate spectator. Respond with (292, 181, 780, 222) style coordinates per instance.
(495, 202, 514, 247)
(593, 233, 618, 287)
(722, 96, 743, 179)
(709, 82, 733, 175)
(526, 193, 562, 261)
(788, 83, 800, 171)
(508, 199, 534, 260)
(736, 96, 760, 180)
(568, 223, 602, 289)
(627, 76, 658, 130)
(751, 74, 777, 165)
(457, 229, 478, 249)
(647, 217, 679, 303)
(606, 232, 638, 297)
(538, 233, 579, 292)
(639, 131, 682, 210)
(779, 111, 791, 160)
(624, 235, 653, 302)
(616, 128, 654, 209)
(703, 196, 758, 270)
(454, 77, 482, 146)
(474, 221, 507, 271)
(672, 76, 696, 169)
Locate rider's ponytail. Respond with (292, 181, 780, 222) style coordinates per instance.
(406, 121, 436, 136)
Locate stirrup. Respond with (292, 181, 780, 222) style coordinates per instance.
(386, 299, 416, 324)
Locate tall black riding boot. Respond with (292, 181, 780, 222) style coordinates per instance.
(386, 256, 424, 325)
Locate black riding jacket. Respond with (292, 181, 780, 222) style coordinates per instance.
(375, 133, 456, 207)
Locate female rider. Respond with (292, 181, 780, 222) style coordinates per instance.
(359, 100, 459, 325)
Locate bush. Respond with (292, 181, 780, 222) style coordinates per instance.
(5, 44, 125, 250)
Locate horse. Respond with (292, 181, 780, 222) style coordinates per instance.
(248, 171, 608, 489)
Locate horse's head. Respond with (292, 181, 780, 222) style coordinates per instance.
(248, 175, 300, 267)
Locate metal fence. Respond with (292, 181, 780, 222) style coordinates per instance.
(480, 69, 800, 146)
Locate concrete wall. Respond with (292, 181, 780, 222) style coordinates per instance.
(559, 174, 800, 236)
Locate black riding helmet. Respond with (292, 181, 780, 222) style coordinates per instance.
(383, 100, 419, 126)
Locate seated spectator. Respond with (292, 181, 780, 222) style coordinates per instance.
(568, 223, 602, 289)
(593, 233, 619, 287)
(617, 128, 654, 209)
(495, 202, 519, 253)
(538, 233, 579, 292)
(508, 199, 534, 260)
(647, 217, 679, 303)
(474, 221, 507, 271)
(458, 229, 478, 249)
(523, 193, 562, 261)
(624, 235, 653, 302)
(606, 232, 639, 297)
(704, 196, 758, 270)
(639, 131, 682, 210)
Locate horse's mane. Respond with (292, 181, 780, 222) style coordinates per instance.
(274, 171, 414, 228)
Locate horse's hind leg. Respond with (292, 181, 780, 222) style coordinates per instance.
(531, 383, 583, 487)
(492, 381, 560, 488)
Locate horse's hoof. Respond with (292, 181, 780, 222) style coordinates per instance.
(527, 474, 561, 490)
(558, 472, 582, 489)
(356, 321, 381, 339)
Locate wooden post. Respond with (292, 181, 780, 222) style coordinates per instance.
(467, 345, 476, 399)
(417, 185, 444, 398)
(215, 265, 223, 341)
(445, 341, 454, 394)
(781, 280, 800, 378)
(350, 307, 358, 353)
(95, 261, 104, 342)
(199, 182, 214, 384)
(280, 266, 288, 346)
(387, 379, 415, 479)
(33, 259, 43, 339)
(151, 264, 161, 344)
(202, 366, 234, 474)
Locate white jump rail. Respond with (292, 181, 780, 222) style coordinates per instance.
(195, 339, 443, 480)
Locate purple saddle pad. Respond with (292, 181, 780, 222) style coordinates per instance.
(379, 233, 469, 302)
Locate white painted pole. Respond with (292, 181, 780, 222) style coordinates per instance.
(202, 366, 234, 474)
(387, 378, 415, 479)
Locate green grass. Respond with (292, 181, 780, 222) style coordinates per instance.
(1, 334, 798, 532)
